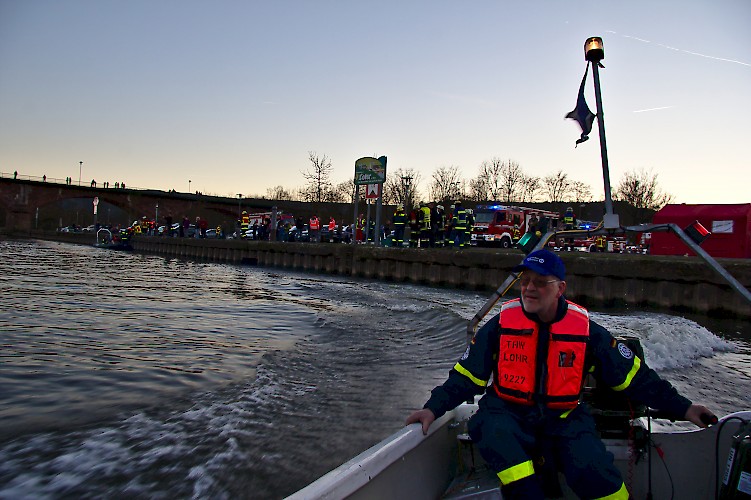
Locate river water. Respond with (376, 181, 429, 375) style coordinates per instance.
(0, 239, 749, 499)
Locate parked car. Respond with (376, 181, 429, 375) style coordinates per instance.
(319, 225, 343, 243)
(288, 225, 310, 242)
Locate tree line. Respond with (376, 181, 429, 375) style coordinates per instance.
(259, 151, 672, 216)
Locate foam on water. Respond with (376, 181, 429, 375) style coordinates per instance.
(592, 311, 738, 370)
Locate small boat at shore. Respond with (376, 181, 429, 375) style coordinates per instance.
(93, 228, 133, 251)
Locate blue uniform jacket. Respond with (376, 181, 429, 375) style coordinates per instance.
(424, 297, 692, 421)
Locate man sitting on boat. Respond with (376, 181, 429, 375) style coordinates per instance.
(406, 249, 716, 500)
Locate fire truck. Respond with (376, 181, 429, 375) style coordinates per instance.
(246, 211, 294, 226)
(552, 220, 630, 253)
(471, 204, 560, 248)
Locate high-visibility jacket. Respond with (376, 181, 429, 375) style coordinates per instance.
(328, 218, 336, 231)
(422, 296, 692, 433)
(453, 206, 466, 230)
(310, 217, 320, 230)
(564, 211, 575, 227)
(494, 299, 589, 409)
(420, 206, 431, 230)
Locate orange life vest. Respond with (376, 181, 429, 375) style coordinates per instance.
(494, 299, 589, 409)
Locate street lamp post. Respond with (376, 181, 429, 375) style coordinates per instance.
(155, 203, 159, 227)
(79, 161, 82, 186)
(401, 175, 412, 210)
(188, 179, 191, 193)
(237, 194, 242, 218)
(584, 36, 618, 229)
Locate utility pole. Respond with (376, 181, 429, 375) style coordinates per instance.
(401, 175, 412, 210)
(79, 161, 82, 186)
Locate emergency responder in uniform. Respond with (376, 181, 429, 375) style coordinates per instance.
(367, 218, 376, 243)
(406, 249, 716, 500)
(393, 205, 406, 248)
(452, 201, 466, 247)
(564, 206, 576, 230)
(408, 206, 420, 248)
(464, 208, 474, 246)
(446, 204, 455, 246)
(596, 235, 607, 252)
(419, 202, 432, 248)
(240, 211, 249, 239)
(512, 224, 521, 243)
(328, 217, 336, 243)
(309, 215, 320, 243)
(564, 206, 576, 250)
(433, 204, 445, 248)
(119, 226, 131, 244)
(527, 213, 539, 234)
(356, 214, 365, 243)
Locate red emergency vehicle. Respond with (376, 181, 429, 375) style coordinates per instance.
(247, 211, 294, 227)
(471, 204, 560, 248)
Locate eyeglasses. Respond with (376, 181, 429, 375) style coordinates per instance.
(519, 277, 560, 288)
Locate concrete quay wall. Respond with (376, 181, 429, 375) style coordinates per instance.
(23, 232, 751, 318)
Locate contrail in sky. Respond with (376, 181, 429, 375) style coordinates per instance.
(606, 31, 751, 67)
(633, 106, 673, 113)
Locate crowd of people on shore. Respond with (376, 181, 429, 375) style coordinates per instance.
(61, 200, 648, 254)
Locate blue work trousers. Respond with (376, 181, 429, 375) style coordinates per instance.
(467, 400, 626, 499)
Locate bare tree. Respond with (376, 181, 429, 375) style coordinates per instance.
(468, 176, 487, 202)
(542, 170, 572, 202)
(301, 151, 334, 203)
(518, 174, 541, 203)
(499, 159, 525, 203)
(331, 179, 354, 203)
(384, 168, 422, 208)
(266, 185, 293, 201)
(472, 158, 505, 201)
(569, 181, 592, 203)
(614, 168, 673, 223)
(429, 165, 464, 203)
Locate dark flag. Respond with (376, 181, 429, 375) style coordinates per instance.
(566, 63, 596, 147)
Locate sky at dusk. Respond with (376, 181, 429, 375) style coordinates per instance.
(1, 1, 748, 204)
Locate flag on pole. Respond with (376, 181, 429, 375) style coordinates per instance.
(565, 63, 596, 147)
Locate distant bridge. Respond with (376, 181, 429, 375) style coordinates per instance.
(0, 174, 281, 231)
(0, 173, 359, 232)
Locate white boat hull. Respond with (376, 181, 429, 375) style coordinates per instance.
(288, 405, 751, 500)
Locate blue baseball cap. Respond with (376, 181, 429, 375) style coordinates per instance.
(512, 249, 566, 280)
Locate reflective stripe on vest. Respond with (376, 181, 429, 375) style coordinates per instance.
(494, 299, 589, 409)
(594, 482, 629, 500)
(497, 459, 535, 486)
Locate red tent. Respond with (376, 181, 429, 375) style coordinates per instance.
(650, 204, 751, 258)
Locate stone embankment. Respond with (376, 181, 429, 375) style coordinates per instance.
(20, 231, 751, 318)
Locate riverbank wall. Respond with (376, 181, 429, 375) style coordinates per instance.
(15, 231, 751, 318)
